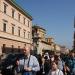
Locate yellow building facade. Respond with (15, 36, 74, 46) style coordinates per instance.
(32, 25, 55, 55)
(0, 0, 32, 55)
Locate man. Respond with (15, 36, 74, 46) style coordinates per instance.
(65, 50, 75, 75)
(16, 46, 40, 75)
(54, 54, 64, 71)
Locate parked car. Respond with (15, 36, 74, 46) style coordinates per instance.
(0, 53, 24, 75)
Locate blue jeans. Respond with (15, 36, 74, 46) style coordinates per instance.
(23, 71, 36, 75)
(23, 72, 32, 75)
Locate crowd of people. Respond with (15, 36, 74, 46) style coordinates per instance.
(15, 46, 75, 75)
(36, 50, 75, 75)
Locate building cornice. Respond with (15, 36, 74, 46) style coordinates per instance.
(5, 0, 33, 20)
(32, 25, 46, 31)
(0, 36, 32, 45)
(41, 40, 52, 45)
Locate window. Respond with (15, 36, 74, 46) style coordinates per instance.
(11, 45, 14, 53)
(18, 46, 20, 52)
(18, 13, 21, 21)
(4, 3, 7, 13)
(23, 18, 26, 25)
(2, 44, 6, 53)
(28, 20, 30, 27)
(24, 30, 26, 38)
(18, 27, 20, 37)
(18, 29, 20, 36)
(12, 26, 14, 35)
(12, 9, 15, 18)
(24, 32, 25, 38)
(28, 32, 30, 39)
(24, 43, 26, 46)
(43, 34, 44, 37)
(3, 23, 6, 32)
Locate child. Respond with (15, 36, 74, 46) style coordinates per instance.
(48, 60, 63, 75)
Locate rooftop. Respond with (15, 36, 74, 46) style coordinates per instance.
(32, 25, 46, 31)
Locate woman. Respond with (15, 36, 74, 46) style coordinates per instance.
(48, 60, 63, 75)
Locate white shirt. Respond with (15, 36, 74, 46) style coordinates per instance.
(48, 69, 63, 75)
(18, 55, 40, 72)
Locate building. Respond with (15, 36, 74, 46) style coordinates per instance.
(32, 25, 55, 55)
(45, 37, 55, 50)
(60, 46, 69, 54)
(0, 0, 33, 56)
(53, 44, 61, 55)
(46, 37, 61, 55)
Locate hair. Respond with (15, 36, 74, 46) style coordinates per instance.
(70, 50, 75, 53)
(54, 55, 61, 60)
(51, 60, 58, 65)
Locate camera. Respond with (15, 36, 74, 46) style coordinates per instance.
(44, 56, 48, 60)
(44, 52, 50, 60)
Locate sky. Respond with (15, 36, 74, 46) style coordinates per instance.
(16, 0, 75, 49)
